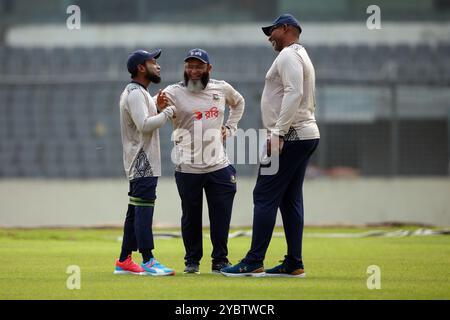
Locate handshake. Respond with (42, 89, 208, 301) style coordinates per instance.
(156, 90, 176, 119)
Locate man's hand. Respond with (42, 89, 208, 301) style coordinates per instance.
(221, 126, 229, 142)
(267, 134, 284, 157)
(156, 89, 169, 111)
(156, 90, 176, 118)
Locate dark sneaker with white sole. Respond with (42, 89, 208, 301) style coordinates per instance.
(212, 261, 232, 274)
(220, 261, 265, 277)
(264, 261, 306, 278)
(183, 264, 200, 274)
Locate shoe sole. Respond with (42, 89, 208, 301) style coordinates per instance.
(183, 271, 200, 274)
(220, 271, 266, 277)
(113, 270, 145, 275)
(142, 271, 175, 276)
(264, 273, 306, 278)
(212, 266, 232, 274)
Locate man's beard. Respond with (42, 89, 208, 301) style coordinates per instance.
(271, 39, 282, 52)
(184, 72, 210, 93)
(145, 68, 161, 83)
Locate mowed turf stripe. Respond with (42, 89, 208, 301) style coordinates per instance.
(0, 229, 449, 299)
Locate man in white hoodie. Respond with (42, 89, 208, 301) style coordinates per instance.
(222, 14, 320, 278)
(114, 49, 176, 276)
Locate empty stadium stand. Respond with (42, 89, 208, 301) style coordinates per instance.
(0, 44, 449, 177)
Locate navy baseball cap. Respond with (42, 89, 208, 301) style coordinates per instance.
(184, 48, 210, 64)
(262, 14, 302, 36)
(127, 49, 161, 74)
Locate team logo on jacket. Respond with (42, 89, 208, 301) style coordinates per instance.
(213, 93, 220, 101)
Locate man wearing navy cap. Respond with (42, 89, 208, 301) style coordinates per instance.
(155, 48, 245, 274)
(222, 14, 320, 277)
(114, 49, 176, 276)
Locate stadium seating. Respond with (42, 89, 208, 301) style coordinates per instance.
(0, 44, 449, 177)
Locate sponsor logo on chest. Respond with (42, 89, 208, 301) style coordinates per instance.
(192, 93, 222, 120)
(193, 106, 219, 120)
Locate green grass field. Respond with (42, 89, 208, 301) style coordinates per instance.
(0, 227, 449, 300)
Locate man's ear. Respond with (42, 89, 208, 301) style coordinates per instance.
(137, 64, 146, 74)
(207, 64, 213, 72)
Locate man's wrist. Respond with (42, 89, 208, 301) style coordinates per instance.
(271, 133, 284, 139)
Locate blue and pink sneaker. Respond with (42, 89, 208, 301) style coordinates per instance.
(141, 258, 175, 276)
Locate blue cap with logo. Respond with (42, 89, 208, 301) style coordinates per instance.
(184, 48, 210, 64)
(262, 13, 302, 36)
(127, 49, 161, 74)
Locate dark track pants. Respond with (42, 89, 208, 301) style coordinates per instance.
(121, 177, 158, 253)
(175, 165, 237, 265)
(243, 139, 319, 268)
